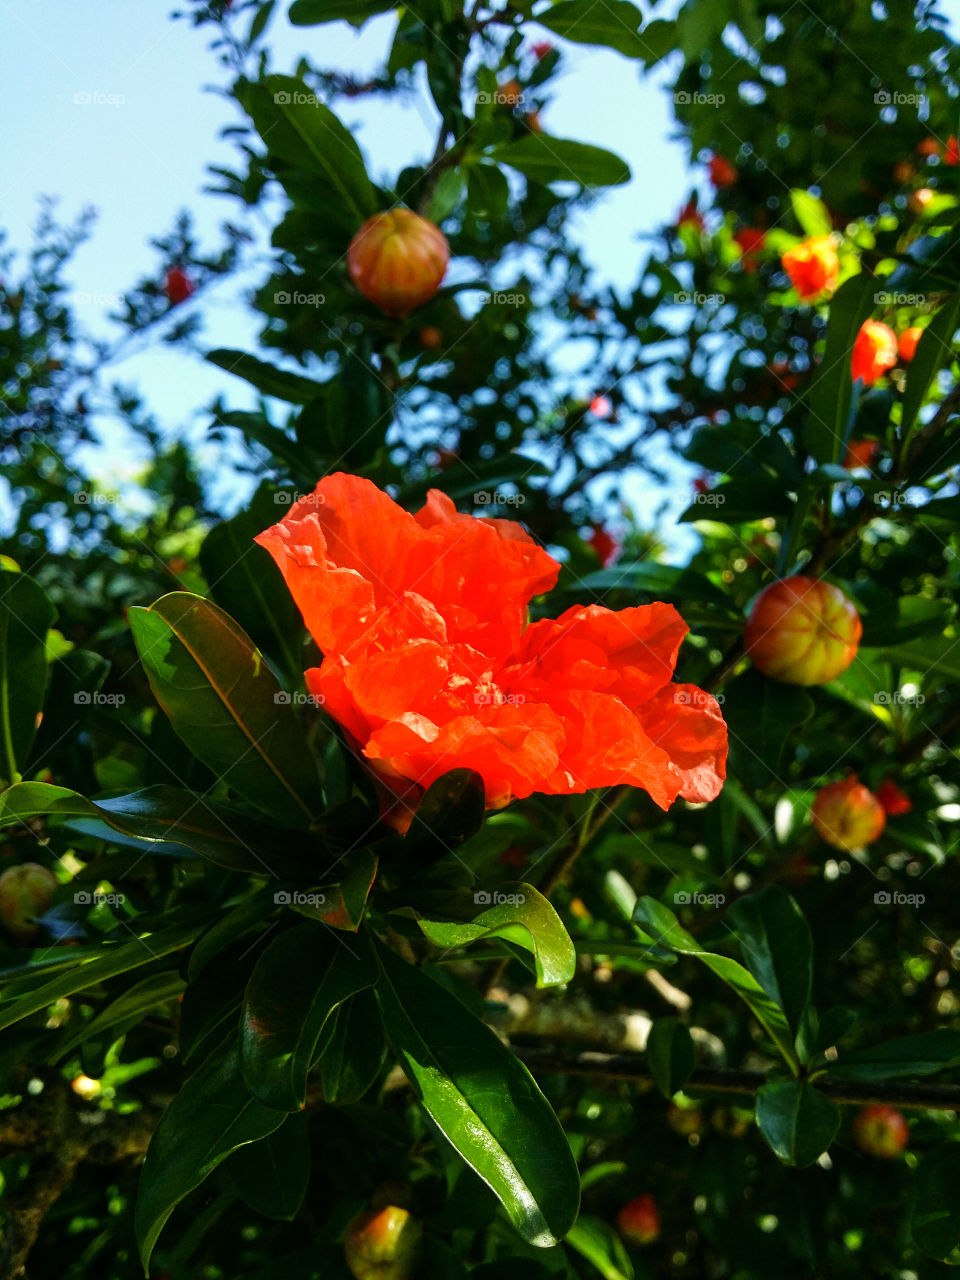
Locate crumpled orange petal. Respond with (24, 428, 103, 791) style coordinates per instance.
(257, 473, 728, 826)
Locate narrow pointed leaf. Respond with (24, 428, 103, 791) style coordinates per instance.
(0, 570, 56, 785)
(374, 940, 580, 1247)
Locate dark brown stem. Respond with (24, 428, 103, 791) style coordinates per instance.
(514, 1046, 960, 1111)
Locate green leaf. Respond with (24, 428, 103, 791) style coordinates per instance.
(0, 570, 56, 785)
(236, 75, 377, 222)
(722, 671, 815, 787)
(576, 562, 734, 612)
(240, 923, 378, 1110)
(403, 769, 487, 863)
(829, 1030, 960, 1081)
(290, 849, 378, 931)
(489, 136, 630, 187)
(129, 593, 320, 827)
(0, 782, 320, 879)
(790, 189, 833, 238)
(374, 940, 580, 1247)
(901, 293, 960, 441)
(645, 1017, 696, 1098)
(428, 167, 465, 223)
(206, 350, 328, 405)
(859, 595, 955, 647)
(862, 637, 960, 682)
(418, 882, 576, 988)
(806, 274, 875, 465)
(678, 478, 794, 524)
(0, 917, 205, 1033)
(632, 897, 797, 1068)
(289, 0, 395, 26)
(536, 0, 648, 59)
(135, 1040, 286, 1272)
(911, 1144, 960, 1260)
(54, 970, 185, 1060)
(226, 1113, 311, 1220)
(317, 988, 387, 1103)
(565, 1216, 634, 1280)
(755, 1081, 839, 1168)
(199, 483, 306, 678)
(726, 886, 813, 1042)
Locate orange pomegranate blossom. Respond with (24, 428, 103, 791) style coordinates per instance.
(851, 320, 898, 385)
(257, 474, 727, 830)
(348, 209, 449, 318)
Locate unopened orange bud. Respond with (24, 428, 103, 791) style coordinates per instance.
(842, 439, 879, 471)
(344, 1205, 421, 1280)
(744, 577, 861, 686)
(616, 1194, 660, 1245)
(852, 1104, 908, 1157)
(707, 154, 738, 188)
(811, 776, 885, 852)
(851, 320, 897, 386)
(898, 326, 923, 363)
(348, 210, 449, 318)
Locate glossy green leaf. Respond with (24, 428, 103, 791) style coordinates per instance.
(199, 482, 307, 678)
(129, 592, 319, 827)
(755, 1081, 839, 1168)
(54, 970, 185, 1060)
(206, 349, 328, 404)
(678, 477, 794, 524)
(0, 782, 318, 879)
(317, 988, 387, 1104)
(240, 923, 378, 1110)
(226, 1113, 311, 1220)
(0, 570, 56, 785)
(289, 0, 395, 26)
(901, 293, 960, 441)
(829, 1030, 960, 1081)
(418, 882, 576, 988)
(790, 189, 833, 238)
(632, 897, 797, 1067)
(290, 849, 378, 931)
(726, 886, 813, 1042)
(645, 1017, 696, 1098)
(236, 75, 377, 222)
(806, 274, 875, 465)
(374, 941, 580, 1247)
(723, 671, 815, 787)
(565, 1216, 634, 1280)
(135, 1040, 286, 1271)
(0, 916, 205, 1033)
(536, 0, 648, 59)
(911, 1144, 960, 1260)
(490, 136, 630, 188)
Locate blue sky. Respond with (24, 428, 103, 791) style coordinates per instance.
(1, 0, 698, 529)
